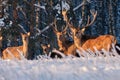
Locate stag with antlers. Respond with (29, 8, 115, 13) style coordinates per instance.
(52, 18, 78, 56)
(62, 9, 116, 55)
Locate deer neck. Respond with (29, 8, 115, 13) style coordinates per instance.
(57, 38, 64, 51)
(22, 38, 29, 58)
(73, 34, 82, 49)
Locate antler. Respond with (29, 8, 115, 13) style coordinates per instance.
(82, 10, 97, 30)
(52, 18, 68, 33)
(52, 18, 58, 32)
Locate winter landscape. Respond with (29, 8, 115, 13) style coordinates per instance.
(0, 0, 120, 80)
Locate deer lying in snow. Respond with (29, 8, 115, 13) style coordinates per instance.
(2, 32, 30, 60)
(41, 43, 65, 58)
(52, 19, 77, 56)
(62, 9, 117, 56)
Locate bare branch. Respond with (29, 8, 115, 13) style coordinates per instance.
(82, 10, 97, 29)
(18, 24, 27, 34)
(34, 22, 54, 38)
(16, 5, 27, 19)
(34, 3, 48, 15)
(73, 1, 85, 11)
(73, 0, 92, 11)
(34, 4, 45, 10)
(78, 18, 83, 28)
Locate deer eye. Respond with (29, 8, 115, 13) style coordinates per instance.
(76, 31, 79, 34)
(75, 31, 82, 38)
(75, 31, 80, 36)
(24, 37, 27, 40)
(59, 35, 65, 41)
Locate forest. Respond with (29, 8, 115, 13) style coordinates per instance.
(0, 0, 120, 59)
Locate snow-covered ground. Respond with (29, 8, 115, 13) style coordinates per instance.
(0, 54, 120, 80)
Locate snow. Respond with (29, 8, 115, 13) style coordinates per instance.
(34, 4, 46, 10)
(0, 55, 120, 80)
(53, 1, 70, 14)
(0, 18, 5, 27)
(61, 1, 70, 11)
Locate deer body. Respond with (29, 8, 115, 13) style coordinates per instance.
(80, 35, 116, 52)
(2, 46, 23, 59)
(2, 32, 30, 60)
(64, 44, 77, 56)
(70, 24, 117, 53)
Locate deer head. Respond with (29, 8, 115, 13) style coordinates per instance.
(21, 32, 30, 58)
(41, 43, 51, 55)
(67, 10, 97, 49)
(52, 19, 68, 51)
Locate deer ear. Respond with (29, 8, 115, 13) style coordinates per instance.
(27, 32, 30, 36)
(0, 36, 2, 40)
(81, 28, 85, 34)
(48, 44, 50, 47)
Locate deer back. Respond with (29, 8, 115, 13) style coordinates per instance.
(2, 46, 23, 59)
(81, 35, 116, 52)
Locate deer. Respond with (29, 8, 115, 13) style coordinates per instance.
(52, 19, 77, 56)
(41, 43, 51, 55)
(41, 43, 64, 58)
(2, 32, 30, 60)
(62, 9, 117, 55)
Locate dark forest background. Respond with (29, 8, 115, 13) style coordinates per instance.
(0, 0, 120, 59)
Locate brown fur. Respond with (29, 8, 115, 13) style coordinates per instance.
(2, 32, 30, 60)
(53, 25, 77, 56)
(81, 35, 116, 52)
(54, 31, 77, 56)
(65, 10, 116, 54)
(70, 25, 117, 53)
(41, 44, 51, 55)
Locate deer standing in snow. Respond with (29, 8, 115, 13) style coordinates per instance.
(62, 9, 116, 55)
(2, 32, 30, 60)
